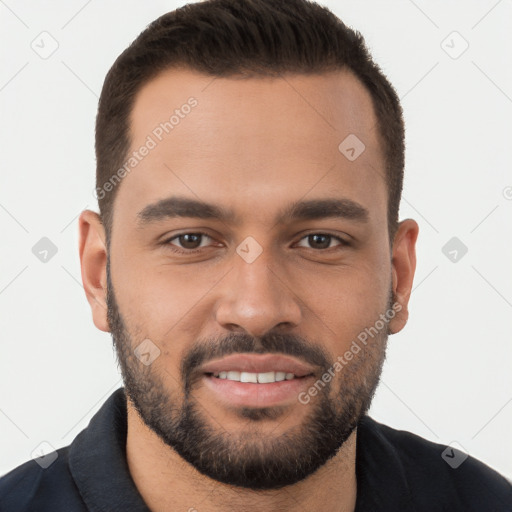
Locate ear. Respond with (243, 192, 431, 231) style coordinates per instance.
(388, 219, 419, 334)
(78, 209, 109, 332)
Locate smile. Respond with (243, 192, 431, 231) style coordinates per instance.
(210, 371, 301, 383)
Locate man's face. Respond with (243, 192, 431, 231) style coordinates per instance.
(104, 68, 402, 489)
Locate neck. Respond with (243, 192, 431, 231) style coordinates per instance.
(126, 400, 358, 512)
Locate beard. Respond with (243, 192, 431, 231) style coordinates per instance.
(106, 256, 391, 490)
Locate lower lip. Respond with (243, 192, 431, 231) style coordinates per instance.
(202, 374, 314, 408)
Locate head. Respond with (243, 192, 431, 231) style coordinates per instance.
(80, 0, 418, 491)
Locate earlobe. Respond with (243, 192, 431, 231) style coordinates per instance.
(388, 219, 419, 335)
(78, 210, 110, 332)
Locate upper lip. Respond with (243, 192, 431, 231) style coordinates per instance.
(200, 354, 316, 378)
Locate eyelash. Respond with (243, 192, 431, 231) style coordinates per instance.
(161, 231, 349, 255)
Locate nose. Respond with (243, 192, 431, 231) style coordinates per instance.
(214, 249, 303, 338)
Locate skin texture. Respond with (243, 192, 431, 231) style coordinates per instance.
(79, 67, 418, 512)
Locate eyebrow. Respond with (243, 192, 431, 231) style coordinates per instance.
(136, 195, 369, 228)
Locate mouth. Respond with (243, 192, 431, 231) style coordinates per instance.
(206, 370, 309, 383)
(199, 354, 317, 408)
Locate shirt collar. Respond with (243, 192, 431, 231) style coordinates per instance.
(355, 414, 415, 510)
(69, 387, 150, 512)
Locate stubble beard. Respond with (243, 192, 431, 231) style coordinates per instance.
(106, 258, 390, 490)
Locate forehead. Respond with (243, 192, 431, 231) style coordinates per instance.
(114, 67, 387, 228)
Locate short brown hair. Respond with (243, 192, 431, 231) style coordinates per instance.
(95, 0, 404, 245)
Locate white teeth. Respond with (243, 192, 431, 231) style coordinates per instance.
(212, 371, 298, 383)
(257, 371, 275, 384)
(240, 371, 258, 383)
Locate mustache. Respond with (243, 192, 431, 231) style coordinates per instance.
(182, 331, 331, 390)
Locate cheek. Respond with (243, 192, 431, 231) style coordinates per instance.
(111, 257, 221, 347)
(111, 232, 391, 357)
(290, 257, 391, 350)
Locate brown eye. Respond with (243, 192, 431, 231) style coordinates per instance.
(166, 232, 213, 252)
(308, 234, 331, 249)
(296, 233, 346, 250)
(176, 233, 203, 249)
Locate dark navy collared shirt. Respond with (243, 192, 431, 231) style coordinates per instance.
(1, 387, 511, 511)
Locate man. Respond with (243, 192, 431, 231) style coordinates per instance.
(1, 0, 510, 510)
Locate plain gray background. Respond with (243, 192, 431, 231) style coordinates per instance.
(1, 0, 511, 481)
